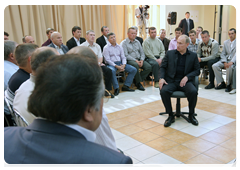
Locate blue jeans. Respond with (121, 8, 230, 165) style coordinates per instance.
(107, 61, 137, 90)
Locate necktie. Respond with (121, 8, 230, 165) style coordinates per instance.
(187, 19, 190, 33)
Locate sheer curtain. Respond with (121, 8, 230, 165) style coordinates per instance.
(4, 5, 129, 46)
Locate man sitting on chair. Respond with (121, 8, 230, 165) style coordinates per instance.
(159, 35, 200, 127)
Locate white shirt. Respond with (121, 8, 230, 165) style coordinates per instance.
(230, 39, 236, 50)
(73, 37, 81, 46)
(104, 36, 109, 45)
(13, 74, 36, 124)
(53, 43, 64, 55)
(65, 124, 96, 142)
(4, 60, 19, 91)
(80, 41, 102, 59)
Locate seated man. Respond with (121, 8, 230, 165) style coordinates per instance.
(212, 28, 236, 93)
(159, 29, 170, 54)
(66, 26, 86, 50)
(131, 26, 143, 46)
(4, 40, 18, 91)
(5, 43, 38, 106)
(196, 26, 203, 41)
(187, 30, 200, 53)
(121, 27, 151, 91)
(13, 47, 60, 124)
(197, 30, 220, 89)
(96, 26, 110, 52)
(159, 35, 200, 127)
(168, 27, 182, 50)
(22, 35, 35, 44)
(42, 28, 55, 46)
(4, 31, 9, 40)
(48, 31, 69, 54)
(81, 30, 114, 98)
(4, 54, 132, 164)
(143, 27, 165, 88)
(103, 32, 137, 96)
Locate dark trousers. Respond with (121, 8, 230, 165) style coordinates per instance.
(127, 60, 152, 84)
(200, 57, 219, 85)
(145, 58, 160, 82)
(101, 66, 112, 91)
(160, 81, 198, 115)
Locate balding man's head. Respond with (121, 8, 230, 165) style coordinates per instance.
(23, 35, 35, 44)
(67, 46, 98, 62)
(51, 32, 63, 47)
(31, 46, 60, 72)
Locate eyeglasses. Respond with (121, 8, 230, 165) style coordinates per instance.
(103, 89, 111, 103)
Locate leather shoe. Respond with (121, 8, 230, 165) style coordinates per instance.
(164, 115, 175, 127)
(137, 83, 145, 91)
(225, 85, 232, 92)
(114, 88, 119, 96)
(205, 83, 215, 89)
(215, 81, 226, 90)
(188, 114, 198, 126)
(122, 85, 135, 92)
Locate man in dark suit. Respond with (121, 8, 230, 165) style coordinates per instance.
(159, 29, 170, 54)
(4, 54, 133, 164)
(178, 12, 194, 36)
(66, 26, 86, 50)
(96, 26, 109, 52)
(48, 32, 69, 54)
(159, 35, 200, 127)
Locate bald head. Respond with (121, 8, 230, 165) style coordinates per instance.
(31, 46, 60, 72)
(67, 46, 98, 62)
(23, 35, 35, 44)
(177, 35, 190, 54)
(51, 32, 63, 47)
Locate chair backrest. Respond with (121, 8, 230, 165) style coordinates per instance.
(13, 109, 29, 127)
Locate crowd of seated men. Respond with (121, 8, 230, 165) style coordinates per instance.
(4, 24, 236, 163)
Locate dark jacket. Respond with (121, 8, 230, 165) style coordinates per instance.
(159, 37, 170, 54)
(66, 37, 86, 50)
(48, 43, 69, 54)
(159, 49, 200, 82)
(4, 119, 133, 164)
(178, 18, 194, 35)
(96, 35, 107, 52)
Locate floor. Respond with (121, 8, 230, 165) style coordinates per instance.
(103, 78, 236, 166)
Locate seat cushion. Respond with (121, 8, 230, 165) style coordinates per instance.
(171, 91, 186, 98)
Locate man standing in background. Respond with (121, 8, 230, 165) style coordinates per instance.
(178, 12, 194, 36)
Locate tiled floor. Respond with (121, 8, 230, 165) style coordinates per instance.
(103, 79, 236, 165)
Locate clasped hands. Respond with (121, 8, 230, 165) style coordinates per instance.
(159, 76, 188, 90)
(135, 60, 143, 67)
(224, 62, 233, 69)
(115, 64, 126, 72)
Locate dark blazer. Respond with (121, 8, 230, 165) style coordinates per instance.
(4, 119, 133, 164)
(159, 37, 170, 54)
(96, 35, 107, 52)
(159, 49, 200, 83)
(48, 43, 69, 54)
(66, 37, 86, 50)
(178, 18, 194, 35)
(136, 36, 143, 46)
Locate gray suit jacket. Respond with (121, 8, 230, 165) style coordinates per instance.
(220, 39, 236, 64)
(4, 119, 133, 164)
(48, 43, 69, 54)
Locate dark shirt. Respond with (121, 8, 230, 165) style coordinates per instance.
(8, 69, 30, 94)
(175, 51, 187, 81)
(42, 39, 52, 47)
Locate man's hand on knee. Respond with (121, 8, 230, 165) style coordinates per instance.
(159, 78, 168, 90)
(180, 76, 188, 87)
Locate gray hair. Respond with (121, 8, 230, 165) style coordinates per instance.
(4, 40, 17, 60)
(86, 30, 95, 35)
(14, 43, 39, 67)
(182, 35, 190, 44)
(132, 26, 138, 31)
(50, 31, 60, 39)
(107, 32, 115, 39)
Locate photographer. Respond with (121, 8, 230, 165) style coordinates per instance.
(135, 5, 150, 40)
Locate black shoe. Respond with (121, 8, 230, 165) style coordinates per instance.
(114, 88, 119, 96)
(188, 114, 198, 126)
(110, 93, 114, 98)
(205, 83, 215, 89)
(225, 84, 232, 92)
(136, 83, 145, 91)
(122, 85, 135, 92)
(215, 81, 226, 90)
(164, 115, 175, 127)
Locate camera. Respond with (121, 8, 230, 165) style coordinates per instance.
(140, 5, 150, 21)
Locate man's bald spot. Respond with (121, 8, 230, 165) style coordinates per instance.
(51, 32, 60, 39)
(34, 46, 59, 55)
(179, 35, 190, 44)
(67, 46, 98, 61)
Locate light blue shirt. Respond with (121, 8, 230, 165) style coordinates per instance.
(4, 60, 18, 91)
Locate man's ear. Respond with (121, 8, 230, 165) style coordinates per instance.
(9, 53, 14, 60)
(82, 106, 94, 123)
